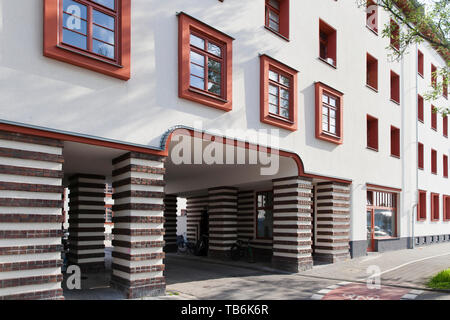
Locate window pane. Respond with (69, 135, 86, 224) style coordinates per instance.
(269, 94, 278, 105)
(269, 20, 279, 32)
(93, 10, 115, 30)
(281, 108, 289, 118)
(63, 13, 87, 34)
(269, 84, 278, 96)
(190, 34, 205, 49)
(208, 82, 221, 95)
(91, 0, 115, 10)
(322, 122, 328, 131)
(208, 59, 221, 84)
(322, 106, 328, 116)
(374, 209, 394, 237)
(280, 98, 289, 109)
(93, 40, 114, 58)
(269, 104, 278, 114)
(330, 109, 336, 119)
(190, 51, 204, 66)
(269, 10, 279, 23)
(207, 42, 222, 57)
(63, 0, 87, 19)
(322, 95, 328, 104)
(190, 63, 204, 78)
(269, 0, 280, 10)
(269, 70, 278, 82)
(257, 208, 273, 238)
(190, 75, 204, 90)
(330, 125, 336, 134)
(330, 118, 336, 127)
(93, 25, 115, 44)
(62, 29, 87, 49)
(329, 97, 337, 107)
(281, 88, 289, 99)
(280, 76, 290, 87)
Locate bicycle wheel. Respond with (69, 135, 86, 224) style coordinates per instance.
(230, 243, 241, 261)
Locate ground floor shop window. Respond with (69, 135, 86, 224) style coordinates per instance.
(366, 190, 398, 251)
(256, 191, 274, 239)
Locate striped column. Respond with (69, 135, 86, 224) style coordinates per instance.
(237, 191, 254, 241)
(208, 187, 238, 260)
(272, 177, 314, 272)
(0, 131, 64, 300)
(67, 174, 106, 271)
(315, 182, 351, 263)
(110, 152, 166, 299)
(186, 195, 208, 243)
(163, 195, 177, 252)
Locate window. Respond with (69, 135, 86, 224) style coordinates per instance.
(366, 53, 378, 90)
(444, 154, 448, 178)
(315, 82, 344, 144)
(431, 149, 437, 174)
(367, 115, 378, 151)
(418, 94, 424, 122)
(260, 54, 298, 131)
(366, 0, 378, 33)
(390, 19, 400, 51)
(256, 191, 274, 239)
(444, 195, 450, 221)
(366, 190, 398, 238)
(418, 190, 427, 221)
(418, 142, 424, 170)
(319, 19, 337, 67)
(178, 12, 233, 111)
(418, 50, 424, 77)
(443, 75, 448, 99)
(265, 0, 289, 39)
(444, 116, 448, 137)
(431, 105, 437, 130)
(390, 71, 400, 104)
(105, 207, 113, 223)
(431, 193, 440, 221)
(44, 0, 130, 80)
(390, 126, 400, 158)
(431, 64, 437, 89)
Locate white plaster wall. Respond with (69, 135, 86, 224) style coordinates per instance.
(0, 0, 448, 242)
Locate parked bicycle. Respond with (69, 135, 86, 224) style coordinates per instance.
(176, 235, 196, 255)
(230, 238, 255, 263)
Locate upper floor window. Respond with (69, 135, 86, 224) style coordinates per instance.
(431, 105, 437, 130)
(418, 94, 424, 122)
(390, 126, 400, 158)
(431, 64, 437, 89)
(366, 0, 378, 33)
(418, 190, 427, 221)
(315, 82, 344, 144)
(44, 0, 130, 80)
(443, 76, 448, 99)
(390, 19, 400, 51)
(418, 142, 424, 170)
(265, 0, 289, 39)
(418, 50, 424, 77)
(431, 149, 437, 174)
(444, 115, 448, 137)
(444, 154, 449, 178)
(390, 71, 400, 104)
(367, 115, 379, 151)
(260, 54, 298, 131)
(431, 193, 440, 221)
(319, 19, 337, 67)
(366, 53, 378, 91)
(178, 12, 233, 111)
(444, 195, 450, 221)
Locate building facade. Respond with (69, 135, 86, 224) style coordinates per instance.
(0, 0, 448, 299)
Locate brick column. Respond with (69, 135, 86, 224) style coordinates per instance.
(272, 177, 313, 272)
(208, 187, 238, 260)
(0, 131, 64, 300)
(67, 174, 106, 271)
(163, 195, 177, 252)
(186, 195, 208, 243)
(315, 182, 351, 263)
(110, 152, 166, 299)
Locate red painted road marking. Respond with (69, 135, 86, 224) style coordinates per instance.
(322, 283, 410, 300)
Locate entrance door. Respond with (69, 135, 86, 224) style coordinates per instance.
(366, 209, 375, 252)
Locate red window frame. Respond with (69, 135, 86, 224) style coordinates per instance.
(444, 115, 448, 137)
(366, 0, 378, 34)
(443, 76, 448, 99)
(260, 54, 298, 131)
(255, 190, 274, 240)
(319, 19, 337, 67)
(367, 115, 378, 151)
(43, 0, 130, 80)
(390, 70, 400, 104)
(315, 82, 344, 144)
(444, 195, 450, 221)
(431, 105, 437, 130)
(444, 154, 448, 178)
(366, 189, 398, 240)
(417, 190, 427, 221)
(366, 53, 378, 91)
(178, 12, 233, 112)
(431, 193, 440, 221)
(418, 94, 424, 122)
(418, 142, 424, 170)
(431, 64, 437, 89)
(418, 50, 424, 77)
(431, 149, 437, 174)
(390, 126, 400, 158)
(264, 0, 290, 40)
(390, 19, 400, 51)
